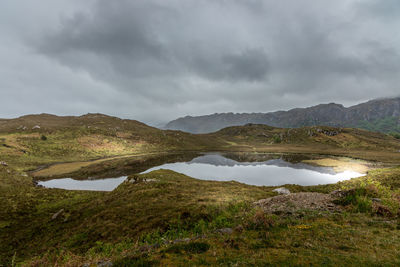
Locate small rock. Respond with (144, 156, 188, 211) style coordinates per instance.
(0, 161, 8, 166)
(97, 260, 113, 267)
(372, 198, 382, 203)
(217, 228, 233, 235)
(32, 125, 41, 130)
(128, 175, 140, 183)
(52, 209, 64, 220)
(273, 187, 291, 194)
(143, 178, 158, 183)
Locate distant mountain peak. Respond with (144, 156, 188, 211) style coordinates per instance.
(165, 98, 400, 134)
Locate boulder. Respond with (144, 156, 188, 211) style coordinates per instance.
(17, 125, 27, 130)
(0, 161, 8, 166)
(273, 187, 290, 194)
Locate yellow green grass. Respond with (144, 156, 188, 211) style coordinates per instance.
(1, 114, 400, 265)
(1, 167, 397, 266)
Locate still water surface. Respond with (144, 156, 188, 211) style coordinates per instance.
(38, 153, 365, 191)
(38, 176, 127, 191)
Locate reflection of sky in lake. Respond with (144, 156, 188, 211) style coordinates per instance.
(143, 154, 364, 186)
(37, 176, 127, 191)
(38, 154, 365, 191)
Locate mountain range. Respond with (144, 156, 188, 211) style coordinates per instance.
(165, 97, 400, 134)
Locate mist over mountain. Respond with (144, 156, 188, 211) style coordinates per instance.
(165, 97, 400, 134)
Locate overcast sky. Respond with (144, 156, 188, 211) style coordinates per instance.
(1, 0, 399, 125)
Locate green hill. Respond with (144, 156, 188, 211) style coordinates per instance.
(1, 114, 400, 266)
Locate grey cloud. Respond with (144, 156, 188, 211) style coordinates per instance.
(37, 1, 270, 83)
(222, 49, 269, 81)
(189, 49, 269, 82)
(1, 0, 400, 124)
(359, 0, 400, 19)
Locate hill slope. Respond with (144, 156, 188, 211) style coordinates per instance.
(0, 113, 222, 170)
(165, 97, 400, 133)
(209, 124, 400, 161)
(1, 114, 400, 265)
(1, 113, 400, 172)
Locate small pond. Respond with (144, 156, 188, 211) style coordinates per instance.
(38, 176, 127, 191)
(37, 153, 365, 191)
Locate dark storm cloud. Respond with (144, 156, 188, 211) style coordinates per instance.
(221, 49, 269, 81)
(36, 0, 270, 83)
(190, 49, 269, 82)
(1, 0, 400, 124)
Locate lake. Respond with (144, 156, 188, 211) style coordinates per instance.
(37, 153, 365, 191)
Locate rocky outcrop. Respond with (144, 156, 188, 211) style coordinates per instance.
(254, 192, 339, 214)
(272, 187, 291, 194)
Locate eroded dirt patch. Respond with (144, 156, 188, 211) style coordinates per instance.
(254, 192, 339, 213)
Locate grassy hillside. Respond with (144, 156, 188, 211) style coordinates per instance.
(1, 166, 400, 266)
(1, 114, 400, 172)
(356, 116, 400, 134)
(214, 124, 400, 149)
(1, 114, 400, 265)
(0, 114, 222, 171)
(211, 124, 400, 163)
